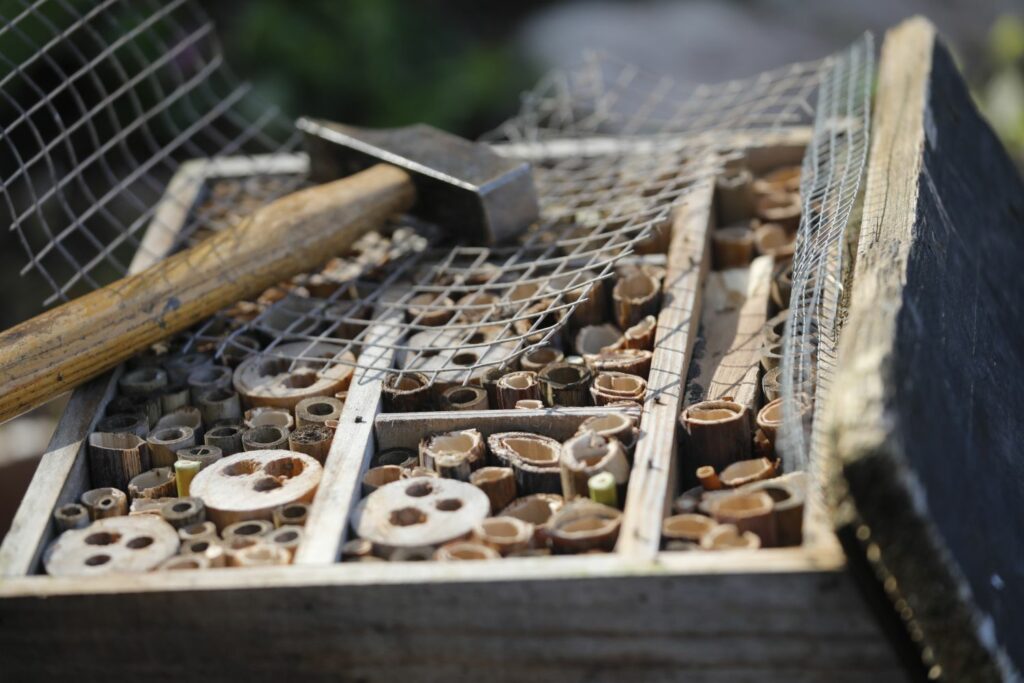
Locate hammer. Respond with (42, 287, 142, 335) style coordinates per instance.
(0, 119, 539, 423)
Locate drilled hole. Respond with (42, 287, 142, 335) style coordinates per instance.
(223, 459, 259, 476)
(435, 498, 462, 512)
(389, 507, 427, 526)
(253, 477, 283, 492)
(126, 536, 153, 549)
(307, 402, 334, 416)
(264, 457, 305, 478)
(98, 498, 114, 508)
(84, 532, 120, 546)
(85, 554, 111, 566)
(283, 373, 317, 389)
(452, 352, 478, 367)
(189, 540, 211, 552)
(406, 482, 433, 497)
(171, 502, 191, 513)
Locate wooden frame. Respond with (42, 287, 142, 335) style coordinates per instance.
(0, 125, 905, 678)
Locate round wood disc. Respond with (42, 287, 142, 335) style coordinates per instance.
(353, 476, 489, 550)
(233, 341, 355, 409)
(43, 515, 179, 577)
(189, 449, 323, 529)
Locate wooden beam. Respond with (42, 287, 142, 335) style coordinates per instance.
(826, 17, 1024, 679)
(617, 179, 713, 558)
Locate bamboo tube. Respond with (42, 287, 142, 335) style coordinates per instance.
(180, 538, 227, 568)
(573, 324, 622, 356)
(439, 385, 489, 411)
(519, 346, 563, 373)
(288, 424, 333, 464)
(96, 412, 149, 439)
(204, 424, 245, 456)
(512, 299, 566, 346)
(87, 431, 150, 491)
(340, 538, 373, 560)
(619, 315, 657, 351)
(545, 271, 607, 329)
(699, 523, 761, 550)
(500, 493, 563, 546)
(381, 371, 433, 412)
(587, 471, 618, 508)
(242, 425, 289, 451)
(128, 467, 177, 500)
(107, 394, 161, 429)
(753, 165, 801, 196)
(197, 387, 243, 425)
(719, 457, 778, 488)
(147, 425, 196, 468)
(760, 340, 784, 372)
(515, 399, 544, 410)
(771, 259, 793, 309)
(159, 496, 205, 529)
(711, 224, 756, 269)
(53, 503, 90, 531)
(178, 521, 218, 543)
(469, 466, 517, 514)
(612, 271, 661, 329)
(472, 516, 534, 556)
(575, 413, 638, 456)
(680, 399, 752, 474)
(755, 192, 801, 232)
(186, 365, 233, 403)
(244, 407, 294, 432)
(406, 293, 455, 326)
(547, 500, 622, 554)
(404, 466, 440, 479)
(559, 431, 630, 500)
(156, 554, 209, 571)
(762, 310, 789, 345)
(495, 371, 541, 409)
(266, 525, 304, 560)
(362, 465, 403, 497)
(753, 221, 795, 258)
(716, 165, 755, 224)
(697, 466, 723, 491)
(127, 497, 173, 517)
(80, 487, 128, 519)
(223, 536, 260, 567)
(174, 459, 201, 497)
(761, 366, 782, 403)
(223, 519, 274, 541)
(487, 432, 563, 495)
(590, 371, 647, 406)
(220, 334, 262, 368)
(118, 366, 168, 396)
(584, 349, 653, 378)
(273, 502, 310, 528)
(177, 445, 223, 471)
(480, 365, 510, 408)
(154, 406, 203, 441)
(537, 362, 592, 407)
(234, 543, 291, 567)
(434, 541, 500, 561)
(158, 384, 192, 414)
(662, 513, 718, 545)
(711, 490, 776, 547)
(373, 447, 417, 469)
(164, 352, 212, 385)
(747, 475, 805, 547)
(419, 429, 486, 480)
(295, 396, 343, 427)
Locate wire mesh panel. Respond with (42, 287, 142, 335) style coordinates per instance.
(776, 35, 875, 472)
(195, 51, 839, 384)
(0, 0, 300, 305)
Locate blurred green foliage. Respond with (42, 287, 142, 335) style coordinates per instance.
(212, 0, 545, 137)
(979, 15, 1024, 161)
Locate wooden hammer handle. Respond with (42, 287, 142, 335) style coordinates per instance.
(0, 163, 415, 423)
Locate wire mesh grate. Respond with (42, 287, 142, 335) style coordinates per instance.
(0, 0, 300, 305)
(776, 34, 875, 473)
(188, 50, 840, 384)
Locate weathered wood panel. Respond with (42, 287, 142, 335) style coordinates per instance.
(828, 17, 1023, 680)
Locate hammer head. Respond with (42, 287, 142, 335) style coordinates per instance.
(298, 118, 538, 245)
